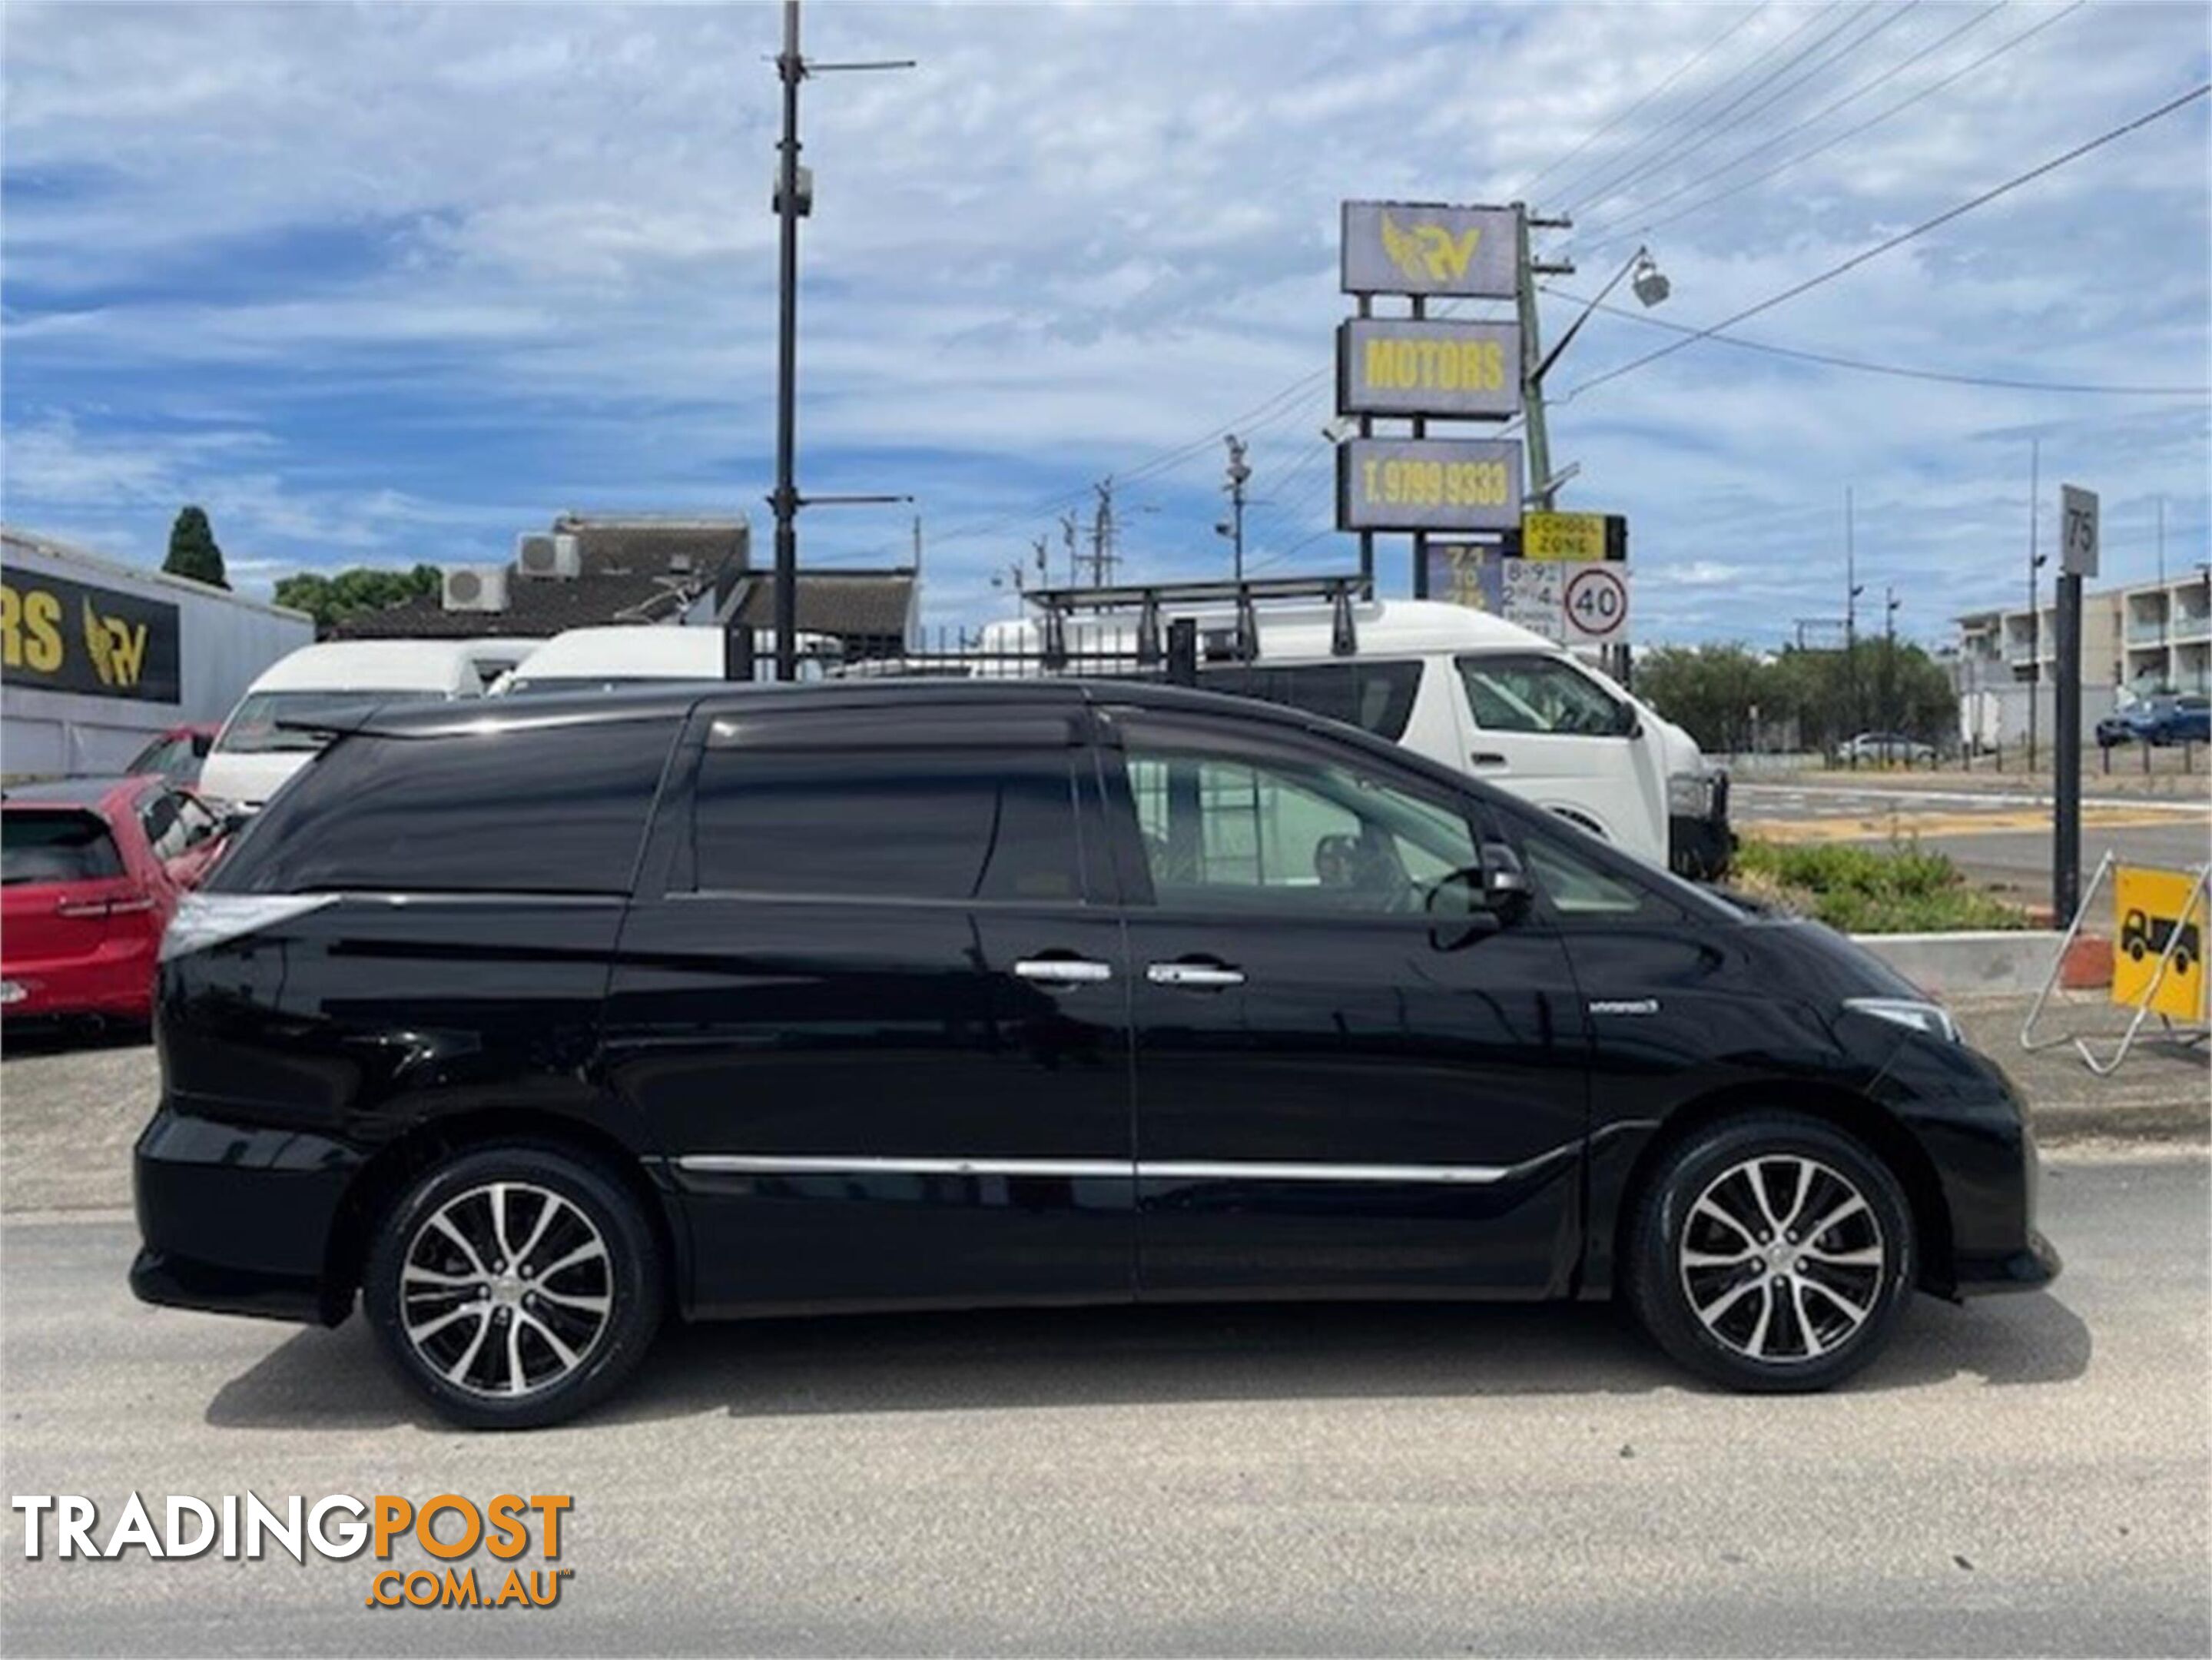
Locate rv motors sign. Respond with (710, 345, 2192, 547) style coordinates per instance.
(1337, 319, 1521, 419)
(1341, 201, 1517, 299)
(0, 567, 182, 704)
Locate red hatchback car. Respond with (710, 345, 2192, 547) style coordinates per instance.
(1, 775, 233, 1027)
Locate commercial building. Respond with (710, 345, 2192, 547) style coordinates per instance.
(1, 527, 315, 777)
(331, 511, 919, 663)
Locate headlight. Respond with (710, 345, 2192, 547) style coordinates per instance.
(1844, 996, 1961, 1044)
(1666, 771, 1710, 815)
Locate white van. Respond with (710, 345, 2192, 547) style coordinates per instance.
(496, 625, 844, 695)
(199, 638, 539, 807)
(975, 595, 1731, 876)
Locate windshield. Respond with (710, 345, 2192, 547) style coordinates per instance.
(2, 810, 125, 886)
(215, 689, 443, 753)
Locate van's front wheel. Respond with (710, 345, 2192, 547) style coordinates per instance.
(363, 1145, 663, 1429)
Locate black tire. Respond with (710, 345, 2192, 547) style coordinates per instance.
(363, 1144, 664, 1429)
(1624, 1114, 1915, 1393)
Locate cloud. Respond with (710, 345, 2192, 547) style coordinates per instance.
(2, 0, 2206, 643)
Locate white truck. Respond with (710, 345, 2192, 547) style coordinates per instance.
(971, 583, 1731, 878)
(198, 638, 539, 807)
(493, 624, 843, 695)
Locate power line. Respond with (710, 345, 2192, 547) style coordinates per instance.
(1568, 1, 1922, 225)
(1559, 81, 2212, 405)
(1506, 3, 1773, 200)
(1577, 1, 2088, 257)
(1571, 0, 2014, 254)
(1539, 284, 2212, 397)
(1560, 2, 1873, 215)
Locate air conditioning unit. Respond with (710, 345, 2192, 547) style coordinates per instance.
(515, 532, 581, 579)
(442, 565, 510, 613)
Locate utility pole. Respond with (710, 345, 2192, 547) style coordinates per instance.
(1844, 486, 1863, 764)
(764, 0, 912, 679)
(2157, 494, 2167, 688)
(1884, 585, 1901, 742)
(1515, 203, 1577, 510)
(1059, 513, 1080, 588)
(1218, 435, 1250, 582)
(911, 513, 923, 573)
(1088, 477, 1117, 588)
(2025, 438, 2045, 764)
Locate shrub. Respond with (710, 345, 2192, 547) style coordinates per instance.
(1732, 838, 2030, 933)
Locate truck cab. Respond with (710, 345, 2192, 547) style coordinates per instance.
(974, 586, 1729, 878)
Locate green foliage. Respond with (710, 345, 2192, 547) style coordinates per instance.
(162, 506, 228, 589)
(272, 564, 442, 629)
(1733, 838, 2030, 933)
(1637, 639, 1958, 755)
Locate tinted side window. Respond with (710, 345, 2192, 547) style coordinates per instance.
(1122, 726, 1475, 914)
(1198, 660, 1424, 741)
(218, 719, 676, 895)
(691, 746, 1080, 903)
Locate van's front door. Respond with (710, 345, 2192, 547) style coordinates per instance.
(1453, 652, 1666, 862)
(1095, 707, 1589, 1299)
(602, 700, 1136, 1316)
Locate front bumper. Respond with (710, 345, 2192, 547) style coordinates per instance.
(1669, 791, 1734, 880)
(1952, 1228, 2063, 1296)
(131, 1106, 362, 1326)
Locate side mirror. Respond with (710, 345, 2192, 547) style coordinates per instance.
(1481, 840, 1530, 906)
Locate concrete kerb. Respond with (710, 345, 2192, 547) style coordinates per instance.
(1854, 930, 2068, 999)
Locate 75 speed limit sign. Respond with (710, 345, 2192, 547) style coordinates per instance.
(1561, 563, 1630, 644)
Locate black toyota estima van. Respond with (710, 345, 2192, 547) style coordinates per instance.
(134, 679, 2056, 1427)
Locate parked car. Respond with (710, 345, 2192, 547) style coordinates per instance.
(1839, 732, 1935, 765)
(2, 775, 234, 1026)
(133, 680, 2055, 1427)
(121, 723, 221, 788)
(2094, 710, 2139, 749)
(972, 593, 1733, 880)
(199, 638, 541, 808)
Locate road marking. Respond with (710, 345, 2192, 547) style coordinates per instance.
(1741, 806, 2195, 844)
(1736, 784, 2210, 818)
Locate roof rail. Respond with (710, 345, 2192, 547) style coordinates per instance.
(1024, 573, 1367, 662)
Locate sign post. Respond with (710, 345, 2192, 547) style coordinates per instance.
(2055, 484, 2099, 922)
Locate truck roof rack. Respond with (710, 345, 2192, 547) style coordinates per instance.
(1024, 573, 1366, 666)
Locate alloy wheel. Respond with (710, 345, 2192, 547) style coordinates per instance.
(399, 1181, 612, 1398)
(1676, 1154, 1886, 1364)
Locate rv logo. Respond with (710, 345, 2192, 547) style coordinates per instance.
(81, 596, 150, 690)
(1380, 212, 1482, 285)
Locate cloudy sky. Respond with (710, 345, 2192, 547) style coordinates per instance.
(4, 1, 2207, 646)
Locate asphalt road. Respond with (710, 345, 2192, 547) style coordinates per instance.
(1736, 781, 2210, 907)
(2, 1152, 2204, 1658)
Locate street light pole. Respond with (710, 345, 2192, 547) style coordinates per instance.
(771, 0, 803, 682)
(1219, 434, 1250, 583)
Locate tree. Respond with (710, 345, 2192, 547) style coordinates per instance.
(1637, 639, 1959, 758)
(164, 506, 228, 589)
(1636, 645, 1769, 754)
(272, 564, 441, 629)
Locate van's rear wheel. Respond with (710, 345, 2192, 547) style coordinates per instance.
(364, 1145, 662, 1429)
(1625, 1114, 1915, 1393)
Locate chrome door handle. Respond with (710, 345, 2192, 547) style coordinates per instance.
(1470, 752, 1509, 768)
(1013, 958, 1113, 987)
(1147, 962, 1245, 988)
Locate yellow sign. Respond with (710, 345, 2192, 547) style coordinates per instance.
(2112, 865, 2207, 1021)
(1521, 512, 1609, 562)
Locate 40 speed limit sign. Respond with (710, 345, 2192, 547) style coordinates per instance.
(1561, 563, 1630, 645)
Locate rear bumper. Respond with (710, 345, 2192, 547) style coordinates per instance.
(131, 1106, 361, 1326)
(1, 950, 153, 1021)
